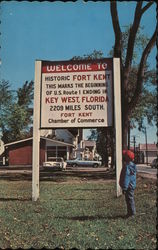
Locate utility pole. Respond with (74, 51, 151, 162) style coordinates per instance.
(131, 135, 140, 163)
(128, 121, 130, 150)
(139, 143, 141, 164)
(131, 136, 136, 153)
(133, 136, 136, 155)
(131, 136, 136, 162)
(144, 127, 148, 165)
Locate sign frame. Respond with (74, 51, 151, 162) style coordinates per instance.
(32, 58, 122, 201)
(40, 58, 114, 129)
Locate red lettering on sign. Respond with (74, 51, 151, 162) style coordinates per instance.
(81, 96, 108, 103)
(93, 74, 106, 80)
(45, 97, 58, 103)
(61, 96, 80, 103)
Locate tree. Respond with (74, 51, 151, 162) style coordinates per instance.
(17, 80, 34, 120)
(131, 81, 157, 128)
(110, 2, 157, 148)
(0, 80, 14, 139)
(109, 25, 156, 133)
(72, 49, 104, 60)
(17, 81, 34, 107)
(1, 103, 30, 143)
(0, 80, 34, 143)
(0, 80, 13, 108)
(87, 34, 156, 162)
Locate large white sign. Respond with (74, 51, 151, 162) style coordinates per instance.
(40, 59, 113, 128)
(32, 58, 122, 201)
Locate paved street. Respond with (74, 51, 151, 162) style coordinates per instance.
(136, 164, 157, 179)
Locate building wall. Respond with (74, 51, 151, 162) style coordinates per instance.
(55, 129, 74, 144)
(144, 151, 157, 164)
(8, 140, 46, 166)
(40, 140, 46, 165)
(9, 145, 32, 165)
(7, 139, 72, 165)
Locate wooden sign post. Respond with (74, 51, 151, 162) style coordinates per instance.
(32, 61, 41, 201)
(113, 58, 122, 197)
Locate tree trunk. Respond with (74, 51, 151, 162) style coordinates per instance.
(122, 120, 128, 149)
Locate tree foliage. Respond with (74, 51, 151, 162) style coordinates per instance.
(72, 49, 104, 61)
(110, 2, 157, 147)
(0, 80, 13, 108)
(109, 25, 157, 130)
(87, 27, 156, 161)
(0, 80, 34, 143)
(73, 37, 156, 163)
(131, 87, 157, 129)
(0, 80, 14, 140)
(17, 81, 34, 107)
(73, 5, 156, 161)
(89, 128, 114, 166)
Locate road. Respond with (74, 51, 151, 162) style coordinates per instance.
(0, 164, 157, 180)
(136, 164, 157, 179)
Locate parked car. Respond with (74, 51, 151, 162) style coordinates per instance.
(66, 158, 102, 168)
(43, 157, 66, 170)
(150, 158, 158, 168)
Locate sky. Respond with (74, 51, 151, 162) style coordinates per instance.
(0, 1, 157, 144)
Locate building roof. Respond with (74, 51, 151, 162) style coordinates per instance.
(4, 136, 74, 147)
(139, 143, 158, 151)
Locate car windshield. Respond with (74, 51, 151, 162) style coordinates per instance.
(48, 157, 63, 162)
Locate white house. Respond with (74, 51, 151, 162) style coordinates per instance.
(139, 143, 158, 164)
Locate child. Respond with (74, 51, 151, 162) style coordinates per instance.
(119, 150, 137, 218)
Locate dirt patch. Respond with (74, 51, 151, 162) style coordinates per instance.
(1, 166, 155, 183)
(0, 167, 115, 183)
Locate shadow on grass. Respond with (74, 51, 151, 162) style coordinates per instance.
(0, 197, 31, 202)
(75, 188, 109, 191)
(0, 168, 116, 182)
(56, 214, 127, 221)
(40, 169, 116, 182)
(61, 198, 96, 201)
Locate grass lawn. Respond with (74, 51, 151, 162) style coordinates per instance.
(0, 175, 157, 249)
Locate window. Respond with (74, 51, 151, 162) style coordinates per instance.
(47, 146, 67, 160)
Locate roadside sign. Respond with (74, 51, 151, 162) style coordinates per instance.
(32, 58, 122, 201)
(40, 59, 113, 128)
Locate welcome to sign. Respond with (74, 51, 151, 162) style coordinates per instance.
(40, 59, 113, 128)
(32, 58, 122, 201)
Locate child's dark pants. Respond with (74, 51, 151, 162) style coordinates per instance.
(125, 187, 136, 216)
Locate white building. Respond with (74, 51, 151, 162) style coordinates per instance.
(139, 143, 158, 164)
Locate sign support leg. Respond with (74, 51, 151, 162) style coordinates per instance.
(113, 58, 122, 197)
(32, 60, 41, 201)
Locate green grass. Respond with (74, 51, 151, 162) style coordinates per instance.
(0, 177, 157, 249)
